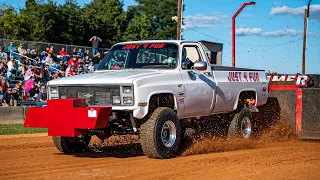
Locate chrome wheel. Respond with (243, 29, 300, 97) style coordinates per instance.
(161, 120, 177, 147)
(241, 117, 252, 138)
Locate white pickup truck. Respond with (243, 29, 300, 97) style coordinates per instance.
(28, 40, 269, 159)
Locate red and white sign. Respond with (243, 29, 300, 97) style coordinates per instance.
(267, 74, 309, 87)
(228, 72, 260, 82)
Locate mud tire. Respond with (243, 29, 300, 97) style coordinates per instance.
(227, 107, 255, 139)
(140, 107, 182, 159)
(53, 136, 91, 153)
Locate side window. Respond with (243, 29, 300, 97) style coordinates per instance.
(182, 46, 203, 70)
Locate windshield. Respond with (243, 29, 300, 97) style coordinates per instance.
(97, 43, 178, 70)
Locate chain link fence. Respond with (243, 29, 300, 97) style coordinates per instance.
(0, 39, 109, 58)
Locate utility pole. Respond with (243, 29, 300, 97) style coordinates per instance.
(302, 9, 307, 75)
(302, 0, 312, 74)
(177, 0, 182, 40)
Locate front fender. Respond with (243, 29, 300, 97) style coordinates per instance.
(133, 91, 179, 119)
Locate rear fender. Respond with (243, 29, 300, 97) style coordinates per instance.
(233, 89, 257, 110)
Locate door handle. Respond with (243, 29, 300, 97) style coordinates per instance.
(204, 72, 213, 77)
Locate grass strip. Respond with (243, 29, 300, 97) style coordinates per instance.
(0, 124, 47, 135)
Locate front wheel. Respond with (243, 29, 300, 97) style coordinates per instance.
(53, 136, 91, 153)
(140, 107, 182, 159)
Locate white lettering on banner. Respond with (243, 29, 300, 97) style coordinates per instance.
(271, 75, 286, 81)
(267, 74, 310, 87)
(228, 72, 260, 82)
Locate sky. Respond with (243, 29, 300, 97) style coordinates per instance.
(2, 0, 320, 74)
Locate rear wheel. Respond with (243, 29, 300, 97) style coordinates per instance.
(227, 107, 254, 139)
(53, 136, 91, 153)
(140, 107, 182, 159)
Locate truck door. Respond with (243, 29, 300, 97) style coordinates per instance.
(180, 43, 215, 117)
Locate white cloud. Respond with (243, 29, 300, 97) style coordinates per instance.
(235, 28, 320, 37)
(235, 27, 262, 36)
(182, 12, 229, 29)
(270, 4, 320, 21)
(240, 13, 253, 17)
(261, 29, 320, 37)
(273, 1, 282, 6)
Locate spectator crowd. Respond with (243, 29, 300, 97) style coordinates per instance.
(0, 38, 104, 107)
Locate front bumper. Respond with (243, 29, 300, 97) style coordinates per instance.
(24, 99, 112, 137)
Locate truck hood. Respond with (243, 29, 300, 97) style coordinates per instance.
(48, 69, 167, 86)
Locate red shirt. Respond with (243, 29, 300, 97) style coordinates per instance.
(67, 69, 74, 76)
(74, 61, 80, 69)
(59, 50, 69, 56)
(68, 59, 75, 66)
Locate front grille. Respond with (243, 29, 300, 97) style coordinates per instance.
(58, 86, 120, 106)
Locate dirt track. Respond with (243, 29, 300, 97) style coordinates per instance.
(0, 133, 320, 180)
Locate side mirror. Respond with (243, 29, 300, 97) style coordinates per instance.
(194, 61, 207, 71)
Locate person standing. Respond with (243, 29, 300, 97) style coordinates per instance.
(7, 42, 16, 54)
(89, 36, 102, 58)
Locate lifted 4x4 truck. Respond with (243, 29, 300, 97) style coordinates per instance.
(25, 40, 269, 159)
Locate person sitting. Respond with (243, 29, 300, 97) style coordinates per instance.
(112, 62, 120, 70)
(18, 43, 26, 56)
(28, 83, 39, 101)
(88, 62, 94, 73)
(25, 76, 35, 94)
(3, 88, 15, 106)
(181, 48, 193, 69)
(36, 86, 47, 107)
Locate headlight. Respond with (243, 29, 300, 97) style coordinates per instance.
(113, 96, 121, 104)
(123, 97, 133, 105)
(123, 86, 133, 93)
(50, 87, 58, 94)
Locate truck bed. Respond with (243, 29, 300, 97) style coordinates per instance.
(212, 66, 265, 72)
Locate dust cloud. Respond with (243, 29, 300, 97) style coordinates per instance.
(87, 118, 297, 157)
(181, 118, 297, 156)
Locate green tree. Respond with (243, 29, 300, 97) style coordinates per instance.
(0, 0, 182, 47)
(57, 0, 85, 44)
(123, 7, 152, 41)
(21, 0, 42, 41)
(82, 0, 126, 47)
(37, 2, 61, 42)
(134, 0, 178, 40)
(0, 4, 29, 40)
